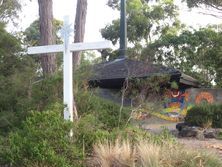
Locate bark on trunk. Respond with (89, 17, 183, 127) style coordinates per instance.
(72, 0, 88, 120)
(38, 0, 57, 76)
(73, 0, 87, 70)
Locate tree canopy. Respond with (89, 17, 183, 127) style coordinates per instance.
(101, 0, 222, 87)
(0, 0, 21, 22)
(102, 0, 183, 60)
(184, 0, 222, 9)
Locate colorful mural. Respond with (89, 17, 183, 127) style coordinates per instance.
(155, 89, 190, 121)
(195, 92, 214, 104)
(132, 88, 221, 122)
(157, 88, 219, 121)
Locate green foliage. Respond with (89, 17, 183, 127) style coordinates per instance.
(0, 0, 21, 22)
(1, 103, 81, 167)
(108, 126, 176, 145)
(126, 75, 170, 105)
(76, 90, 131, 129)
(212, 105, 222, 128)
(0, 23, 36, 113)
(104, 0, 222, 87)
(150, 27, 222, 86)
(73, 114, 111, 153)
(185, 104, 214, 128)
(102, 0, 182, 60)
(0, 110, 30, 136)
(185, 104, 222, 128)
(30, 74, 63, 111)
(73, 115, 176, 156)
(170, 81, 178, 89)
(184, 0, 222, 9)
(24, 19, 63, 46)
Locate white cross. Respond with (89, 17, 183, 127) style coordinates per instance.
(28, 16, 112, 122)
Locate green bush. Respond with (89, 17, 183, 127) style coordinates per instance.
(185, 104, 222, 128)
(73, 114, 110, 153)
(212, 104, 222, 128)
(76, 90, 131, 129)
(185, 104, 214, 128)
(1, 103, 82, 167)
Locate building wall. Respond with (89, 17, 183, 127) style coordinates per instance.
(160, 88, 222, 121)
(186, 88, 222, 105)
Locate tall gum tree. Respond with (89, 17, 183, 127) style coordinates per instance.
(73, 0, 87, 70)
(72, 0, 87, 119)
(38, 0, 57, 76)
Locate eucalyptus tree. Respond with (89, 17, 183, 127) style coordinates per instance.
(73, 0, 88, 70)
(37, 0, 57, 76)
(102, 0, 183, 61)
(184, 0, 222, 9)
(0, 0, 21, 22)
(184, 0, 222, 18)
(148, 26, 222, 86)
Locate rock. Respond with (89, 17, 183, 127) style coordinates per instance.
(176, 122, 188, 131)
(215, 128, 222, 135)
(179, 126, 203, 138)
(204, 129, 217, 138)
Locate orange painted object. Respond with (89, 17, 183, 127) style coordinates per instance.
(168, 102, 181, 108)
(195, 92, 214, 104)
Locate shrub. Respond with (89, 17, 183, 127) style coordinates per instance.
(73, 114, 111, 153)
(1, 103, 82, 167)
(212, 104, 222, 128)
(76, 90, 131, 129)
(0, 110, 31, 136)
(185, 104, 222, 128)
(185, 104, 215, 128)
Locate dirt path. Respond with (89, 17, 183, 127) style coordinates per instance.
(178, 138, 222, 159)
(139, 116, 222, 159)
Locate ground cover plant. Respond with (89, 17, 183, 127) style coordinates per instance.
(185, 104, 222, 128)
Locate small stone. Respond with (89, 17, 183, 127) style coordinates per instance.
(176, 122, 188, 131)
(179, 126, 203, 138)
(204, 129, 217, 138)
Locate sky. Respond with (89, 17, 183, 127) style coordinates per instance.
(12, 0, 222, 43)
(16, 0, 119, 42)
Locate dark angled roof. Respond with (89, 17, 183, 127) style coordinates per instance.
(90, 58, 181, 80)
(89, 58, 199, 89)
(180, 73, 199, 87)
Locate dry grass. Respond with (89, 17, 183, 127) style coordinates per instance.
(137, 140, 160, 167)
(91, 140, 135, 167)
(89, 139, 222, 167)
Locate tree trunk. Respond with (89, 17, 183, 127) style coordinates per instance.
(38, 0, 57, 76)
(73, 0, 87, 70)
(72, 0, 88, 120)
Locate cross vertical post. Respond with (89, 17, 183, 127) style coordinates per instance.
(61, 16, 73, 122)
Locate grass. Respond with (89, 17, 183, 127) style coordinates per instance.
(90, 140, 135, 167)
(137, 141, 160, 167)
(89, 139, 222, 167)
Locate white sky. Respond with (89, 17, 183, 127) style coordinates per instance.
(11, 0, 222, 42)
(15, 0, 119, 42)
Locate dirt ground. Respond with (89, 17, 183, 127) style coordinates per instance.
(138, 116, 222, 159)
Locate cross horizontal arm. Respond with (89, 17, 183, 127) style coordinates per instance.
(69, 41, 113, 52)
(27, 41, 113, 55)
(28, 44, 64, 55)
